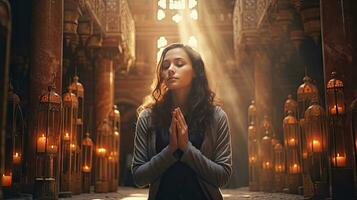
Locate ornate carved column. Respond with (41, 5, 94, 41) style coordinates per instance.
(27, 0, 63, 192)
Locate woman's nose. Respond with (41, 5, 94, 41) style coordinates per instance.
(168, 64, 175, 75)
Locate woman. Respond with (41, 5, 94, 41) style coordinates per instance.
(132, 43, 232, 200)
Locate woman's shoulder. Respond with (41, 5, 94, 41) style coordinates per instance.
(212, 105, 228, 119)
(138, 107, 153, 119)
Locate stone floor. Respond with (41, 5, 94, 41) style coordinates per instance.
(64, 187, 304, 200)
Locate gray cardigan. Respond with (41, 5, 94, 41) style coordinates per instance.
(131, 106, 232, 200)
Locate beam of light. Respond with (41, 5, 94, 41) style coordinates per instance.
(176, 1, 251, 185)
(190, 9, 198, 20)
(172, 13, 183, 23)
(188, 0, 198, 9)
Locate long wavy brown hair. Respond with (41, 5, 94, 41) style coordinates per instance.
(138, 43, 216, 133)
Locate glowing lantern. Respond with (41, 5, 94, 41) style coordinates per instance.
(248, 122, 259, 191)
(95, 119, 111, 193)
(304, 100, 329, 198)
(60, 87, 78, 194)
(34, 83, 61, 199)
(81, 132, 93, 193)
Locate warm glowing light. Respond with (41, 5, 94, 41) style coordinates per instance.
(97, 148, 107, 157)
(157, 9, 166, 20)
(332, 153, 346, 167)
(249, 156, 256, 163)
(158, 0, 166, 9)
(311, 139, 322, 152)
(169, 0, 185, 10)
(330, 105, 344, 115)
(303, 151, 308, 159)
(63, 132, 70, 141)
(70, 144, 76, 151)
(172, 13, 182, 23)
(157, 36, 167, 48)
(262, 161, 271, 169)
(1, 174, 12, 187)
(288, 138, 296, 146)
(114, 131, 119, 136)
(48, 145, 58, 154)
(82, 165, 91, 173)
(190, 9, 198, 20)
(289, 163, 300, 174)
(13, 152, 21, 164)
(188, 36, 198, 48)
(37, 134, 46, 153)
(275, 164, 284, 173)
(188, 0, 197, 9)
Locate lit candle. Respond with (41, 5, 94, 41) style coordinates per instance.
(275, 164, 284, 173)
(289, 163, 300, 174)
(13, 152, 21, 164)
(82, 165, 91, 173)
(311, 139, 322, 152)
(288, 138, 297, 147)
(249, 156, 256, 163)
(70, 144, 76, 151)
(1, 174, 12, 187)
(96, 148, 106, 157)
(37, 134, 46, 153)
(302, 151, 308, 159)
(63, 132, 70, 141)
(330, 105, 344, 115)
(48, 145, 58, 154)
(114, 131, 119, 136)
(263, 161, 271, 169)
(332, 153, 346, 167)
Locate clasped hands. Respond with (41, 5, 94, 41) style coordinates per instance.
(169, 107, 189, 153)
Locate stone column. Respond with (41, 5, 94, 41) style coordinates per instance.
(27, 0, 63, 192)
(94, 48, 115, 193)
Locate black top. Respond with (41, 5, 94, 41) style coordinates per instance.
(155, 128, 207, 200)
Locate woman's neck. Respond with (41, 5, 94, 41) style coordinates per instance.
(171, 87, 191, 113)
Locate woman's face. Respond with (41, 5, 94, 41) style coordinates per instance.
(161, 48, 195, 91)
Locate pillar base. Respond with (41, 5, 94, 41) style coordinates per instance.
(95, 181, 109, 193)
(109, 179, 118, 192)
(34, 177, 57, 200)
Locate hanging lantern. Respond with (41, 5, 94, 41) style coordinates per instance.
(283, 111, 302, 194)
(273, 143, 285, 192)
(81, 132, 93, 193)
(304, 100, 329, 198)
(326, 72, 347, 167)
(34, 83, 62, 199)
(296, 75, 319, 197)
(2, 85, 24, 196)
(260, 129, 273, 192)
(248, 100, 257, 125)
(284, 94, 298, 117)
(108, 105, 120, 192)
(60, 87, 78, 195)
(351, 91, 357, 178)
(326, 72, 355, 199)
(95, 119, 110, 193)
(69, 75, 84, 194)
(248, 122, 259, 191)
